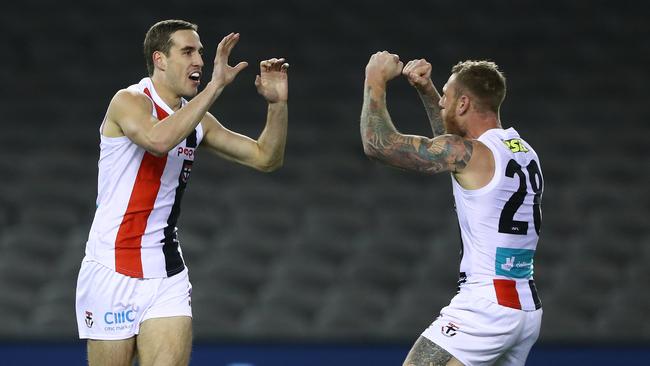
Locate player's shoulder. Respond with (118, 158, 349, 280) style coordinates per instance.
(433, 133, 473, 149)
(108, 88, 153, 115)
(467, 138, 494, 169)
(103, 89, 155, 128)
(112, 88, 152, 106)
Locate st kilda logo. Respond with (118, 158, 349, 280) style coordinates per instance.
(441, 322, 459, 337)
(181, 161, 193, 184)
(85, 311, 94, 328)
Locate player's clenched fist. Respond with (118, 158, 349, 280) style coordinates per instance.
(402, 59, 434, 93)
(365, 51, 404, 84)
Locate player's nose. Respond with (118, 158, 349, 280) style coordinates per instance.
(194, 53, 204, 68)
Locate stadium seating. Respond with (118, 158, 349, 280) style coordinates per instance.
(1, 0, 648, 345)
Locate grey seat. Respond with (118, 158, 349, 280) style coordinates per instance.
(342, 252, 411, 293)
(302, 207, 369, 248)
(359, 228, 429, 267)
(597, 286, 650, 341)
(0, 277, 34, 339)
(176, 205, 226, 239)
(239, 283, 314, 339)
(191, 249, 269, 298)
(268, 250, 339, 291)
(18, 203, 80, 236)
(315, 285, 391, 339)
(383, 282, 452, 339)
(191, 287, 251, 339)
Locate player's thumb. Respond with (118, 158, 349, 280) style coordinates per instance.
(233, 61, 248, 75)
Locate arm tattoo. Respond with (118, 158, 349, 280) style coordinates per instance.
(404, 336, 459, 366)
(361, 85, 473, 174)
(417, 90, 445, 137)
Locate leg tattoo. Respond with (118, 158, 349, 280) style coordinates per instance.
(403, 336, 460, 366)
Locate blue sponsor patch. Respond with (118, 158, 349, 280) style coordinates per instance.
(495, 247, 535, 279)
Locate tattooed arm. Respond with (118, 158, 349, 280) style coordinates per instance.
(403, 59, 445, 137)
(417, 87, 445, 137)
(360, 73, 473, 174)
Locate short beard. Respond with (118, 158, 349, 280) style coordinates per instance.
(443, 100, 465, 137)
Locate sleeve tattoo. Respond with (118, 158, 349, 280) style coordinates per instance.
(360, 85, 473, 174)
(417, 90, 445, 137)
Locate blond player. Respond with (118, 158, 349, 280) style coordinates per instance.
(361, 53, 543, 366)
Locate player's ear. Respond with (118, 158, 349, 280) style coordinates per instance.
(153, 51, 167, 72)
(457, 95, 470, 115)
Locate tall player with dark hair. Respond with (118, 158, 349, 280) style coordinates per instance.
(75, 20, 289, 365)
(361, 53, 543, 366)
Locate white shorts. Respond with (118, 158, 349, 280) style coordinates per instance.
(421, 291, 542, 366)
(75, 258, 192, 340)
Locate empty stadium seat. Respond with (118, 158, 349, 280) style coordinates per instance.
(1, 1, 648, 344)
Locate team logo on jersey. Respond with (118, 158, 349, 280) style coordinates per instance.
(85, 311, 94, 328)
(503, 138, 529, 153)
(441, 322, 459, 337)
(495, 247, 535, 279)
(181, 161, 193, 184)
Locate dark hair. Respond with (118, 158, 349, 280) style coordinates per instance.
(143, 19, 198, 76)
(451, 60, 506, 113)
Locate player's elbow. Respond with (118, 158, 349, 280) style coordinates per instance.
(362, 141, 379, 159)
(148, 134, 182, 156)
(256, 157, 283, 172)
(253, 144, 285, 172)
(148, 140, 172, 157)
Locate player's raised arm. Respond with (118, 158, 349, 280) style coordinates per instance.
(402, 58, 445, 137)
(200, 58, 289, 172)
(105, 32, 247, 156)
(360, 51, 473, 174)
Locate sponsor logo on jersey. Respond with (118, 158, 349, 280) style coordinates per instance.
(103, 307, 138, 332)
(103, 308, 138, 333)
(441, 322, 459, 337)
(175, 146, 195, 160)
(104, 309, 137, 325)
(503, 138, 529, 153)
(495, 247, 535, 279)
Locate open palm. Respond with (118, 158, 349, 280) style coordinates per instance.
(212, 33, 248, 87)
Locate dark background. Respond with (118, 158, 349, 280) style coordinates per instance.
(1, 0, 648, 354)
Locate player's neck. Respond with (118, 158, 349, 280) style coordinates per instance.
(465, 114, 501, 139)
(150, 75, 183, 111)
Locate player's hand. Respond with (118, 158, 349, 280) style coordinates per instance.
(365, 51, 404, 84)
(212, 33, 248, 87)
(255, 58, 289, 103)
(402, 59, 434, 94)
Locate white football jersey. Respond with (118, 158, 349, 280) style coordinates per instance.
(452, 127, 543, 311)
(85, 78, 204, 279)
